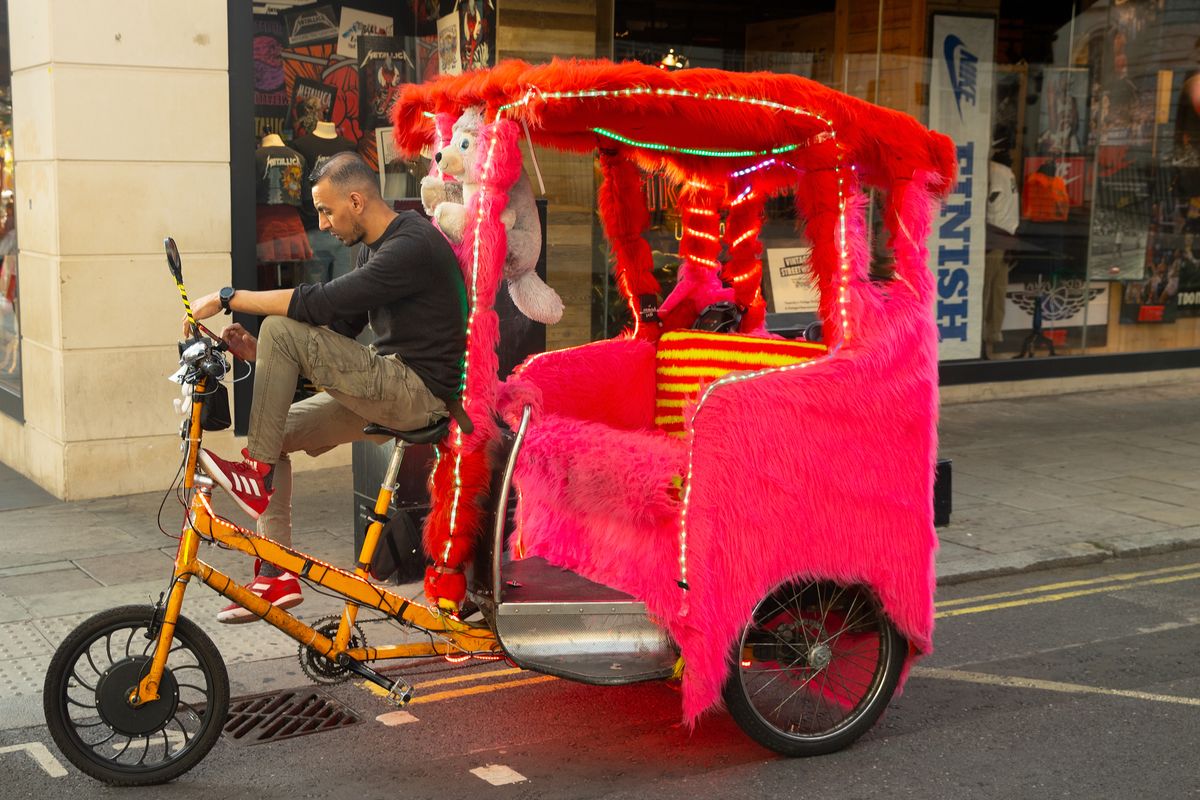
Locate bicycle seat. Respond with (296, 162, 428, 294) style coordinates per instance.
(363, 417, 451, 444)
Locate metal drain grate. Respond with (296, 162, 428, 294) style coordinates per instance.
(223, 689, 362, 746)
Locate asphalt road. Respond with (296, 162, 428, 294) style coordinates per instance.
(7, 549, 1200, 799)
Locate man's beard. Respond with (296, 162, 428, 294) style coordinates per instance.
(345, 220, 367, 246)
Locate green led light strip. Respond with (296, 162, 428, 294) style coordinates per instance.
(591, 128, 799, 158)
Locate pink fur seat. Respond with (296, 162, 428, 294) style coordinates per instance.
(510, 415, 686, 598)
(504, 337, 688, 597)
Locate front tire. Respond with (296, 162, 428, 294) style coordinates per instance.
(43, 604, 229, 785)
(724, 580, 906, 757)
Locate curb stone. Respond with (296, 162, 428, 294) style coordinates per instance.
(937, 533, 1200, 586)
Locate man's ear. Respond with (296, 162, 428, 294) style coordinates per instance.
(348, 190, 365, 212)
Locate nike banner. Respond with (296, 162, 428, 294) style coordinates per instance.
(927, 14, 995, 361)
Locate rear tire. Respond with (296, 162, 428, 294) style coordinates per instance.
(43, 604, 229, 785)
(724, 580, 906, 757)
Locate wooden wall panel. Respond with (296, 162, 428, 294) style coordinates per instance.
(835, 0, 998, 118)
(498, 0, 601, 349)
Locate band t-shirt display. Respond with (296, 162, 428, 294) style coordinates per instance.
(291, 132, 357, 229)
(255, 144, 312, 262)
(255, 144, 306, 207)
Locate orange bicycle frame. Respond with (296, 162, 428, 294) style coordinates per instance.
(131, 380, 499, 705)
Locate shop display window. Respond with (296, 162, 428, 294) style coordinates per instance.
(604, 1, 1200, 363)
(248, 1, 495, 292)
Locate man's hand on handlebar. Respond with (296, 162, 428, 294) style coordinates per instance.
(182, 291, 222, 338)
(221, 323, 257, 362)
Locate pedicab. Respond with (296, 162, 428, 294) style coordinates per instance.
(42, 58, 955, 786)
(400, 58, 956, 751)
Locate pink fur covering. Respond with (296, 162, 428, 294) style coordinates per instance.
(508, 169, 945, 725)
(422, 113, 520, 606)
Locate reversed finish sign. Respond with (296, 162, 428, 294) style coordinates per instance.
(927, 14, 995, 360)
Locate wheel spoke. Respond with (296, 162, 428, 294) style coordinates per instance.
(170, 714, 194, 746)
(123, 627, 136, 658)
(177, 684, 210, 698)
(84, 648, 104, 682)
(745, 665, 818, 675)
(65, 695, 99, 709)
(106, 736, 133, 760)
(69, 717, 109, 729)
(757, 626, 808, 662)
(748, 668, 787, 698)
(768, 662, 825, 716)
(70, 669, 98, 692)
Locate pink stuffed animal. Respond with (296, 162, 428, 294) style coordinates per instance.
(656, 260, 736, 333)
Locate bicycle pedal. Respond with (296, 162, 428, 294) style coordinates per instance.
(386, 677, 413, 706)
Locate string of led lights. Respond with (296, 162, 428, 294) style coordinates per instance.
(443, 126, 504, 567)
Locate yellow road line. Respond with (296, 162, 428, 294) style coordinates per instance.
(359, 670, 556, 705)
(937, 562, 1200, 608)
(935, 572, 1200, 618)
(409, 675, 557, 705)
(412, 667, 523, 691)
(913, 667, 1200, 707)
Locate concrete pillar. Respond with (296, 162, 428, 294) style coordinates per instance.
(1, 0, 235, 498)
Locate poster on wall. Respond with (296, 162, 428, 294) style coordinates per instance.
(253, 15, 290, 141)
(1000, 278, 1109, 349)
(377, 126, 418, 201)
(287, 77, 336, 139)
(1087, 0, 1159, 281)
(927, 13, 995, 360)
(458, 0, 496, 72)
(763, 247, 820, 314)
(358, 36, 415, 132)
(1035, 67, 1089, 156)
(437, 0, 496, 76)
(337, 8, 394, 59)
(1170, 64, 1200, 317)
(412, 0, 441, 80)
(282, 5, 338, 46)
(436, 7, 463, 76)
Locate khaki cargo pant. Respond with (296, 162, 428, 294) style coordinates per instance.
(248, 315, 447, 546)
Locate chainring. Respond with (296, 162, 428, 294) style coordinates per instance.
(297, 615, 367, 685)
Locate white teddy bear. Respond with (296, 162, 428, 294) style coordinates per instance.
(420, 107, 564, 325)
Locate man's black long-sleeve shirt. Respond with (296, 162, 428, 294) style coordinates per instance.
(287, 211, 468, 399)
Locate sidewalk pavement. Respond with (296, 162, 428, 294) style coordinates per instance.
(1, 379, 1197, 728)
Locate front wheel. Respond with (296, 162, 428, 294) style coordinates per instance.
(724, 580, 906, 757)
(43, 604, 229, 785)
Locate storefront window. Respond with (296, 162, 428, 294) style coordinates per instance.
(249, 1, 495, 293)
(603, 1, 1200, 365)
(0, 0, 20, 413)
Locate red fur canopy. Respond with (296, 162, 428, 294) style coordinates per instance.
(392, 59, 955, 196)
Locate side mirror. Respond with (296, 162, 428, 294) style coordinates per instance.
(164, 237, 183, 282)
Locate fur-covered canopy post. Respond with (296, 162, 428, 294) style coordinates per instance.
(390, 59, 956, 723)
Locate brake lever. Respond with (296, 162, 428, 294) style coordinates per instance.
(194, 321, 229, 351)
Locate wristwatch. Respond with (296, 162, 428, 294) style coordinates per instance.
(218, 286, 236, 315)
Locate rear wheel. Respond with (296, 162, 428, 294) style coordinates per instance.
(724, 580, 906, 756)
(43, 605, 229, 785)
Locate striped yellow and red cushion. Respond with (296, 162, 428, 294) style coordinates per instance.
(653, 330, 827, 436)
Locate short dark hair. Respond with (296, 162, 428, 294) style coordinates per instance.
(310, 152, 380, 198)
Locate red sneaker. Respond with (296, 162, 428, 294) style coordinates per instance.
(198, 447, 273, 519)
(216, 563, 303, 624)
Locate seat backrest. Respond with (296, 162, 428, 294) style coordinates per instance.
(653, 330, 827, 436)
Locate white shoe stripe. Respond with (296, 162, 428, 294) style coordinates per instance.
(249, 480, 260, 498)
(230, 473, 242, 493)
